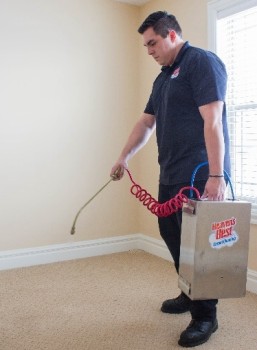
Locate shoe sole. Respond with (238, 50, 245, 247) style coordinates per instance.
(161, 307, 190, 314)
(178, 323, 218, 348)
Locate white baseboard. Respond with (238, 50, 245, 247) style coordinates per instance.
(0, 233, 256, 295)
(137, 234, 173, 261)
(0, 234, 142, 271)
(246, 269, 257, 295)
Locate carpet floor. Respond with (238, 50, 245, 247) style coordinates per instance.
(1, 250, 257, 349)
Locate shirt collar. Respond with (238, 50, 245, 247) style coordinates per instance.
(161, 41, 190, 72)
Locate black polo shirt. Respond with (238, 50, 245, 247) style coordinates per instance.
(144, 41, 231, 185)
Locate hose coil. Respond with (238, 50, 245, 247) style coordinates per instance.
(125, 169, 200, 217)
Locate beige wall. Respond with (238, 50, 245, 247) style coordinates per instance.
(1, 0, 256, 272)
(0, 0, 140, 250)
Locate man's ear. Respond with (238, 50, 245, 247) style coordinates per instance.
(169, 30, 176, 42)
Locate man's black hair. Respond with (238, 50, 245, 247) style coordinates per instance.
(138, 11, 182, 38)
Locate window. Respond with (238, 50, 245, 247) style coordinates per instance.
(208, 0, 257, 223)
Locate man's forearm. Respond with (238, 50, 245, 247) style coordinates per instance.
(204, 123, 225, 175)
(110, 113, 155, 179)
(118, 117, 155, 163)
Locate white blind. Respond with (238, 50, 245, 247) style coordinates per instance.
(216, 5, 257, 221)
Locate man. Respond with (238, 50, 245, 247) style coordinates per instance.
(110, 11, 230, 348)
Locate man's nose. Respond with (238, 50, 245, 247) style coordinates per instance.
(147, 46, 154, 55)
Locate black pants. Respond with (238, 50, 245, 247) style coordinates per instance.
(158, 181, 218, 321)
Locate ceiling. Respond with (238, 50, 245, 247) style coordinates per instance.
(116, 0, 150, 6)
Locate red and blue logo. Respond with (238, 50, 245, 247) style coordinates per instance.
(209, 217, 239, 249)
(171, 67, 180, 79)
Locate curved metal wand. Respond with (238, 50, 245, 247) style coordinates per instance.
(70, 175, 116, 235)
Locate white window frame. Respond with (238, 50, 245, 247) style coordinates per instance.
(208, 0, 257, 224)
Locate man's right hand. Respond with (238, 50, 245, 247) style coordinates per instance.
(110, 161, 127, 181)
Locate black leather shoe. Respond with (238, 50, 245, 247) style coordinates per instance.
(178, 319, 218, 347)
(161, 293, 191, 314)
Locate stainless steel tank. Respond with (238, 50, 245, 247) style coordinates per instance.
(178, 199, 251, 300)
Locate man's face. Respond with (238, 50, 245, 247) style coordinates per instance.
(142, 27, 174, 66)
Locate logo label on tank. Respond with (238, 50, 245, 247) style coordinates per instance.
(209, 217, 239, 249)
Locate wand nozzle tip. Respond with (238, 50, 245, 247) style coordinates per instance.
(70, 226, 75, 235)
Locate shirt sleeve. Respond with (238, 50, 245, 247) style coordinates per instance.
(144, 93, 155, 115)
(188, 50, 227, 107)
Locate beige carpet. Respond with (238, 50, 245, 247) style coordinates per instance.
(1, 250, 257, 350)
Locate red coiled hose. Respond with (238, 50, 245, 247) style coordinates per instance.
(125, 169, 200, 217)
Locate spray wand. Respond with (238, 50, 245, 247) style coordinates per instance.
(70, 169, 200, 235)
(70, 173, 118, 235)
